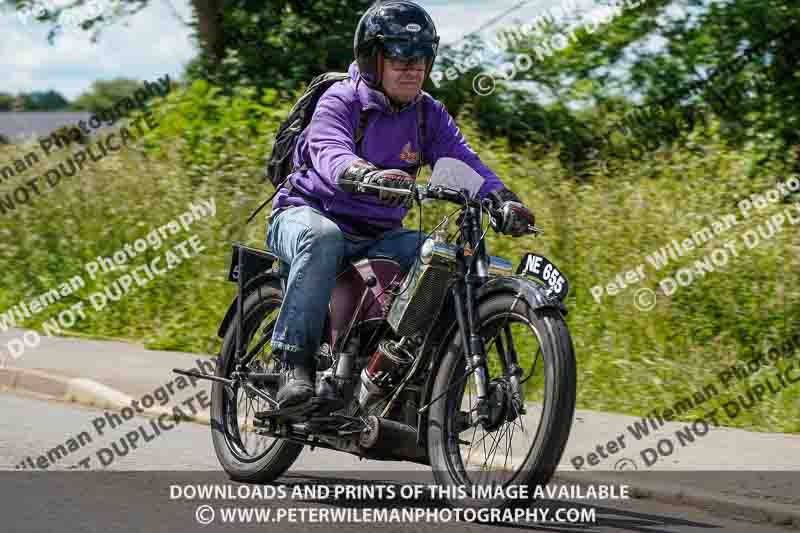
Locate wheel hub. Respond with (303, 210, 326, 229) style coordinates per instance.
(481, 381, 511, 432)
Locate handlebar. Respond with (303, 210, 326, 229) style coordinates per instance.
(339, 178, 480, 206)
(338, 179, 542, 235)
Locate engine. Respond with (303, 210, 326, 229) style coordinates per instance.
(386, 234, 514, 338)
(386, 237, 457, 338)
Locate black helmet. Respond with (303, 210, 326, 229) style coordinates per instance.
(354, 1, 440, 88)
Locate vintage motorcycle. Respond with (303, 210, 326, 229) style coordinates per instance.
(175, 158, 576, 509)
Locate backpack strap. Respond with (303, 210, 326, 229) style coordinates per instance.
(355, 105, 370, 156)
(416, 98, 426, 176)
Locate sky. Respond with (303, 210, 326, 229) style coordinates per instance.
(0, 0, 601, 100)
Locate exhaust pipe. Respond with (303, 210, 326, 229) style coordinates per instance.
(359, 416, 429, 465)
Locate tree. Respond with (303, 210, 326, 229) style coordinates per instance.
(0, 92, 13, 111)
(71, 78, 142, 111)
(501, 0, 800, 169)
(187, 0, 375, 93)
(2, 0, 369, 92)
(3, 0, 224, 65)
(0, 90, 71, 111)
(420, 0, 800, 174)
(23, 90, 70, 110)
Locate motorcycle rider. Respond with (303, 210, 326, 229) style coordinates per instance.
(267, 0, 535, 413)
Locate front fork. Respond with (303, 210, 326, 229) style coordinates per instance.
(451, 203, 523, 427)
(451, 284, 491, 429)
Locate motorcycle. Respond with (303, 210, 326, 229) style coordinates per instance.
(174, 158, 576, 510)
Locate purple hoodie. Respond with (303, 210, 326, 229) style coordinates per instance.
(270, 61, 507, 237)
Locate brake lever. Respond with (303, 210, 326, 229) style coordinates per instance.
(338, 178, 416, 195)
(485, 198, 543, 237)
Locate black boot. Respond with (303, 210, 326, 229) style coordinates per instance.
(276, 352, 314, 411)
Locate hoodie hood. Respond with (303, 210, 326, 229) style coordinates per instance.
(348, 61, 424, 114)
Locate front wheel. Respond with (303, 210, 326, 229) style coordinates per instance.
(427, 293, 576, 509)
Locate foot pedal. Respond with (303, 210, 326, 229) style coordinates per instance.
(255, 397, 318, 420)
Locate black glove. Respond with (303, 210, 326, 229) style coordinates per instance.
(487, 188, 535, 237)
(337, 159, 415, 208)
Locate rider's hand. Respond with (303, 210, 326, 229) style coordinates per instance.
(487, 188, 535, 237)
(365, 169, 415, 208)
(338, 159, 415, 208)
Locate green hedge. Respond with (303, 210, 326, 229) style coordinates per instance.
(1, 84, 797, 433)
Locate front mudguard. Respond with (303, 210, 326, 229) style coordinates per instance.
(416, 275, 567, 447)
(477, 275, 568, 317)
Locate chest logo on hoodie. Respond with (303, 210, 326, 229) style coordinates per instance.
(399, 142, 420, 164)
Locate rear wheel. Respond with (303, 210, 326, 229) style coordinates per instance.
(427, 294, 576, 509)
(210, 282, 304, 482)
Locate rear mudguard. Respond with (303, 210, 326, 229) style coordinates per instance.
(217, 270, 283, 339)
(415, 275, 567, 447)
(217, 244, 284, 339)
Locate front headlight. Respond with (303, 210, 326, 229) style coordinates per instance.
(420, 238, 435, 264)
(419, 238, 458, 266)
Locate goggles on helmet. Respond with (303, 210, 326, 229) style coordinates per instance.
(380, 35, 439, 61)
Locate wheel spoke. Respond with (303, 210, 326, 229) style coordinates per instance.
(520, 346, 541, 384)
(220, 301, 285, 462)
(504, 419, 515, 472)
(510, 396, 530, 438)
(497, 421, 516, 479)
(484, 422, 509, 473)
(481, 428, 502, 470)
(464, 423, 479, 465)
(469, 424, 494, 451)
(463, 382, 479, 464)
(480, 427, 489, 468)
(244, 394, 252, 445)
(446, 310, 554, 489)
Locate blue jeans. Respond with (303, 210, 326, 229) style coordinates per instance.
(266, 206, 428, 362)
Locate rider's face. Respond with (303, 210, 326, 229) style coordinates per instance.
(381, 55, 427, 104)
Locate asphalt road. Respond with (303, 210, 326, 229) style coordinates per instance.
(0, 392, 790, 532)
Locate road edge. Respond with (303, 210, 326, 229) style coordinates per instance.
(3, 366, 798, 529)
(0, 366, 211, 426)
(554, 471, 800, 529)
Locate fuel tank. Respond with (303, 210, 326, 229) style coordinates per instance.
(327, 257, 404, 350)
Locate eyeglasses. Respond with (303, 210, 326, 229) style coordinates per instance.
(384, 57, 427, 70)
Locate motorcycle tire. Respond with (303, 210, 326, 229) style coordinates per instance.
(210, 281, 304, 482)
(427, 294, 576, 511)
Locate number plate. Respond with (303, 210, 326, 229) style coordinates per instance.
(227, 244, 277, 284)
(516, 253, 570, 301)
